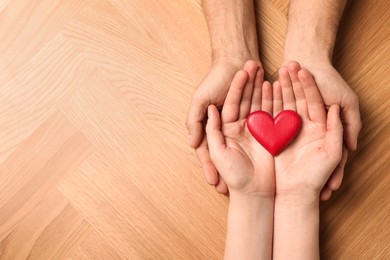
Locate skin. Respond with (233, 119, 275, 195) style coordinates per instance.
(186, 0, 361, 199)
(186, 0, 261, 193)
(283, 0, 361, 200)
(206, 60, 274, 260)
(272, 62, 343, 259)
(206, 60, 343, 259)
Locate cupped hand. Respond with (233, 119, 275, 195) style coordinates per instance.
(205, 62, 274, 196)
(281, 62, 357, 200)
(273, 62, 344, 199)
(305, 63, 359, 200)
(186, 59, 262, 194)
(303, 62, 361, 151)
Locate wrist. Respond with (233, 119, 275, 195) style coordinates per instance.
(283, 0, 347, 67)
(226, 192, 274, 260)
(274, 195, 319, 230)
(212, 49, 260, 70)
(283, 50, 332, 69)
(283, 25, 334, 66)
(283, 30, 334, 68)
(228, 192, 275, 222)
(204, 0, 260, 66)
(282, 52, 334, 79)
(275, 191, 320, 208)
(229, 192, 275, 207)
(273, 193, 320, 260)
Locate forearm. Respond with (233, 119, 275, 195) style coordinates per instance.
(224, 194, 274, 260)
(284, 0, 347, 64)
(273, 195, 320, 260)
(202, 0, 259, 64)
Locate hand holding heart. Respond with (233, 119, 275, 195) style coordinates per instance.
(206, 61, 275, 197)
(206, 61, 343, 199)
(272, 63, 343, 200)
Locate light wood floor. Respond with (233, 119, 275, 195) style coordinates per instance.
(1, 0, 389, 259)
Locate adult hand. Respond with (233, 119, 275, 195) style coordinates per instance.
(304, 62, 361, 150)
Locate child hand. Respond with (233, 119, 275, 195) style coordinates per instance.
(205, 61, 275, 198)
(274, 62, 344, 201)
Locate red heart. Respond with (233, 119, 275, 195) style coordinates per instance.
(247, 110, 302, 156)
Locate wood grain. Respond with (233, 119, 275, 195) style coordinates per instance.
(0, 0, 389, 259)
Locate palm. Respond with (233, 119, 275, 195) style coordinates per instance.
(221, 119, 274, 192)
(206, 60, 275, 196)
(273, 63, 343, 196)
(186, 60, 261, 193)
(276, 120, 334, 192)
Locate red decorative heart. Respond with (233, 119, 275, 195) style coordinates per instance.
(247, 110, 302, 156)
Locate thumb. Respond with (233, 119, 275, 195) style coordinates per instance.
(325, 105, 343, 161)
(205, 105, 226, 160)
(186, 95, 208, 148)
(341, 103, 362, 151)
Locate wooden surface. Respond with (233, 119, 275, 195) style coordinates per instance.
(0, 0, 389, 259)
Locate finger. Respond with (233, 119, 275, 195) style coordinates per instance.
(298, 68, 327, 123)
(215, 177, 229, 195)
(261, 81, 273, 114)
(205, 105, 229, 195)
(250, 66, 264, 112)
(186, 94, 208, 148)
(325, 105, 344, 160)
(222, 70, 249, 123)
(195, 137, 219, 185)
(279, 66, 296, 111)
(273, 81, 283, 116)
(287, 62, 309, 119)
(341, 101, 362, 151)
(240, 60, 259, 118)
(206, 105, 227, 158)
(320, 188, 332, 201)
(328, 147, 348, 191)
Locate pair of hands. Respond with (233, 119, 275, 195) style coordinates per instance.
(187, 59, 361, 200)
(204, 60, 343, 199)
